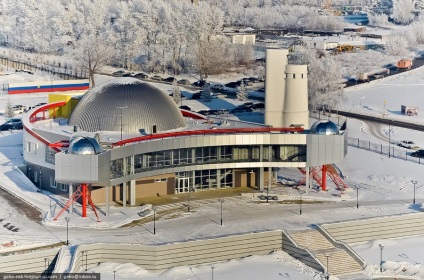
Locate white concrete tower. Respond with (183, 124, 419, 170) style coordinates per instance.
(283, 65, 309, 128)
(264, 48, 288, 127)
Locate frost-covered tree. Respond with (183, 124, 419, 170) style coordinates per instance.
(236, 81, 248, 101)
(290, 47, 345, 111)
(385, 33, 410, 56)
(392, 0, 415, 24)
(172, 80, 182, 106)
(201, 83, 212, 102)
(72, 34, 115, 87)
(4, 98, 14, 118)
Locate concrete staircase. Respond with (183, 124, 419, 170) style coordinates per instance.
(289, 230, 363, 276)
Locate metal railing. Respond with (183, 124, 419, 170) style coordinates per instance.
(348, 137, 424, 164)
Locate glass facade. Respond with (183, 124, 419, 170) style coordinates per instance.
(110, 144, 306, 180)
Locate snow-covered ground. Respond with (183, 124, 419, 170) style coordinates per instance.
(2, 68, 424, 279)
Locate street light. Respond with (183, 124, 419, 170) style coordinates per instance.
(39, 171, 42, 189)
(81, 251, 88, 271)
(117, 106, 127, 140)
(299, 190, 305, 215)
(153, 206, 157, 234)
(65, 217, 70, 246)
(412, 180, 417, 204)
(355, 186, 359, 209)
(113, 270, 116, 280)
(388, 121, 393, 158)
(265, 181, 269, 203)
(379, 244, 384, 272)
(44, 258, 50, 270)
(219, 198, 224, 225)
(211, 266, 215, 280)
(187, 186, 192, 212)
(324, 252, 331, 280)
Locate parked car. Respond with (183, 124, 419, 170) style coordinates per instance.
(211, 84, 225, 90)
(225, 81, 242, 88)
(151, 75, 163, 81)
(192, 80, 209, 87)
(398, 140, 419, 149)
(248, 77, 260, 83)
(132, 72, 149, 79)
(163, 77, 177, 83)
(179, 105, 191, 111)
(177, 79, 190, 85)
(411, 149, 424, 158)
(240, 78, 253, 86)
(122, 72, 132, 77)
(12, 105, 26, 115)
(112, 70, 126, 76)
(231, 107, 252, 113)
(0, 118, 23, 131)
(190, 92, 201, 99)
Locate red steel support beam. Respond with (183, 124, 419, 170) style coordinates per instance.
(322, 165, 327, 191)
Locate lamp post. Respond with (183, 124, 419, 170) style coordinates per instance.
(219, 198, 224, 225)
(355, 186, 359, 209)
(81, 251, 88, 271)
(187, 186, 191, 212)
(44, 258, 50, 270)
(299, 190, 305, 215)
(379, 244, 384, 272)
(266, 181, 269, 203)
(117, 106, 127, 140)
(388, 121, 392, 158)
(153, 206, 156, 235)
(211, 266, 215, 280)
(412, 180, 417, 204)
(65, 217, 69, 246)
(113, 270, 116, 280)
(39, 171, 42, 189)
(324, 252, 331, 280)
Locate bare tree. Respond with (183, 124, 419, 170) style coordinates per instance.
(72, 34, 115, 87)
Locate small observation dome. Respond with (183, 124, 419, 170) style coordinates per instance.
(310, 120, 339, 135)
(68, 137, 102, 155)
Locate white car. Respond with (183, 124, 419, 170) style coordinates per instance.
(397, 140, 419, 149)
(211, 84, 225, 91)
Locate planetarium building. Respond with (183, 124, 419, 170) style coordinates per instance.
(22, 49, 347, 214)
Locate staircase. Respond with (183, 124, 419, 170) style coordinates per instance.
(289, 230, 363, 276)
(52, 246, 73, 273)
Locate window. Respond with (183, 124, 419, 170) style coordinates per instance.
(59, 183, 68, 191)
(26, 141, 37, 154)
(50, 176, 57, 188)
(154, 178, 167, 183)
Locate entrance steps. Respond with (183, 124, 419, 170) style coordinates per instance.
(288, 230, 363, 276)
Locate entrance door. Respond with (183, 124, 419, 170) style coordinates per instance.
(176, 177, 190, 193)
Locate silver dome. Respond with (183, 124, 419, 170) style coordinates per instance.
(310, 120, 339, 135)
(68, 137, 102, 155)
(69, 77, 185, 133)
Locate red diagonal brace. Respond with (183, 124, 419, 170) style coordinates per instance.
(54, 184, 100, 221)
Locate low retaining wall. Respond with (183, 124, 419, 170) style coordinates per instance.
(68, 231, 285, 273)
(321, 213, 424, 245)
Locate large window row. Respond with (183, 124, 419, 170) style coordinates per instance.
(110, 145, 306, 179)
